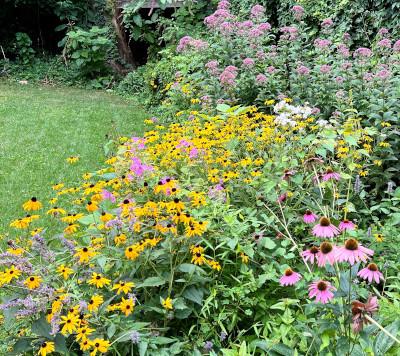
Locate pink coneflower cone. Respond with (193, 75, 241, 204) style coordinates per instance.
(301, 246, 319, 264)
(357, 263, 384, 284)
(279, 268, 302, 286)
(322, 168, 341, 181)
(336, 239, 374, 265)
(308, 280, 336, 304)
(317, 242, 337, 267)
(352, 296, 379, 333)
(312, 217, 340, 238)
(339, 219, 355, 231)
(303, 210, 318, 224)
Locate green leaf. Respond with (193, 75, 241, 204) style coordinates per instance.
(107, 323, 117, 338)
(216, 104, 231, 112)
(31, 316, 51, 338)
(178, 263, 196, 274)
(260, 237, 276, 249)
(139, 341, 148, 356)
(137, 276, 166, 288)
(373, 320, 400, 355)
(12, 338, 33, 354)
(54, 334, 68, 353)
(153, 337, 176, 345)
(78, 213, 100, 225)
(183, 287, 204, 305)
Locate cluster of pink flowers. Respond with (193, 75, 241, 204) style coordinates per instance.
(250, 4, 265, 19)
(321, 18, 333, 28)
(337, 44, 350, 57)
(314, 38, 332, 49)
(320, 64, 331, 74)
(296, 64, 310, 76)
(353, 47, 373, 58)
(292, 5, 305, 21)
(377, 38, 392, 49)
(176, 36, 208, 53)
(242, 57, 255, 68)
(219, 65, 238, 87)
(256, 73, 267, 84)
(205, 60, 219, 75)
(204, 6, 233, 29)
(280, 26, 298, 41)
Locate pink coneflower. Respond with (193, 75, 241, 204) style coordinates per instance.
(339, 219, 355, 231)
(357, 263, 384, 284)
(317, 241, 337, 267)
(308, 280, 336, 304)
(336, 239, 374, 265)
(303, 210, 317, 223)
(279, 268, 302, 286)
(352, 296, 379, 332)
(312, 217, 340, 238)
(322, 168, 341, 181)
(301, 246, 319, 264)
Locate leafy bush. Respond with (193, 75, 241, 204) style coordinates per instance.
(66, 26, 113, 77)
(13, 32, 35, 64)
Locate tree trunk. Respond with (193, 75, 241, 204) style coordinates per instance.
(112, 5, 136, 67)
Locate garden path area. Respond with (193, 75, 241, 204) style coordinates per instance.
(0, 82, 147, 230)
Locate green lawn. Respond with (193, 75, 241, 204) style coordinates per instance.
(0, 81, 148, 231)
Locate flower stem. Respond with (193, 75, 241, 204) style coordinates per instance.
(364, 315, 400, 345)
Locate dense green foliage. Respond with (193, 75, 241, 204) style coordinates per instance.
(1, 1, 400, 355)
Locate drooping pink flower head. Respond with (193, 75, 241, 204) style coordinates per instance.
(301, 246, 319, 264)
(279, 268, 302, 286)
(336, 239, 374, 265)
(312, 217, 340, 238)
(303, 210, 317, 224)
(357, 263, 384, 284)
(352, 296, 379, 332)
(308, 280, 336, 304)
(339, 219, 355, 231)
(322, 168, 341, 181)
(317, 241, 337, 267)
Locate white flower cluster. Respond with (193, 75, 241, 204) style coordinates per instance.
(273, 100, 312, 127)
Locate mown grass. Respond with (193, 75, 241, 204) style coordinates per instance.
(0, 81, 148, 232)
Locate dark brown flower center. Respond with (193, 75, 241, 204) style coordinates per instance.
(42, 342, 47, 347)
(368, 263, 378, 271)
(196, 252, 201, 257)
(305, 210, 312, 215)
(317, 281, 327, 291)
(95, 343, 100, 347)
(96, 275, 101, 280)
(31, 197, 37, 202)
(83, 247, 88, 252)
(30, 277, 35, 281)
(345, 239, 359, 251)
(326, 168, 333, 174)
(320, 242, 333, 254)
(319, 217, 331, 227)
(284, 268, 293, 276)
